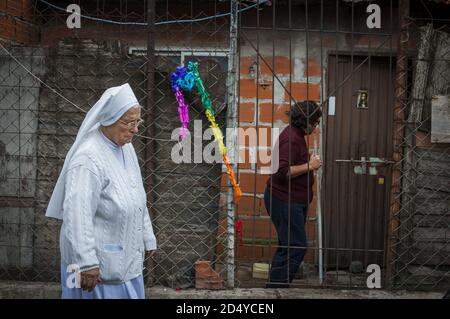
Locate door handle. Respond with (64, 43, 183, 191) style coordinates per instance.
(335, 157, 394, 175)
(335, 157, 394, 164)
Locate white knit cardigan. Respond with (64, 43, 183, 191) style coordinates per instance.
(59, 129, 157, 283)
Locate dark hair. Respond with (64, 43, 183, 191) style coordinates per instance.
(286, 100, 322, 130)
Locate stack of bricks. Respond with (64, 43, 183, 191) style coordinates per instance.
(219, 55, 322, 264)
(0, 0, 39, 45)
(194, 260, 225, 290)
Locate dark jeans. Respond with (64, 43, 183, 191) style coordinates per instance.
(264, 187, 308, 288)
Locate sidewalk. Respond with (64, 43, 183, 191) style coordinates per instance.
(0, 281, 445, 299)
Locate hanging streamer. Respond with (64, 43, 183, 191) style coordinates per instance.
(170, 62, 242, 204)
(170, 66, 192, 140)
(174, 87, 189, 140)
(223, 153, 242, 203)
(188, 62, 214, 115)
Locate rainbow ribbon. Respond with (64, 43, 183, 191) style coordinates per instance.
(170, 66, 192, 140)
(174, 87, 189, 140)
(170, 62, 242, 204)
(189, 62, 241, 204)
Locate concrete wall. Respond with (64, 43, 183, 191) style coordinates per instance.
(0, 45, 45, 279)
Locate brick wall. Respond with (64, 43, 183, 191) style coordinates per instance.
(227, 0, 402, 271)
(0, 0, 39, 45)
(233, 53, 322, 265)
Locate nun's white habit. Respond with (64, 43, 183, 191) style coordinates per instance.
(46, 83, 157, 299)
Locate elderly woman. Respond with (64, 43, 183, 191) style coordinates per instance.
(264, 100, 322, 288)
(46, 83, 157, 299)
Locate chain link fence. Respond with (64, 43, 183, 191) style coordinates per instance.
(389, 15, 450, 291)
(1, 0, 236, 289)
(0, 0, 449, 292)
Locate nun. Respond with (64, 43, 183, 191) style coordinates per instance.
(46, 83, 157, 299)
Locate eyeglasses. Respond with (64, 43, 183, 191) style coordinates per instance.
(119, 119, 144, 130)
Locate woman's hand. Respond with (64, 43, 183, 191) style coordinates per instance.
(287, 153, 322, 177)
(80, 268, 101, 292)
(309, 154, 322, 170)
(145, 250, 157, 259)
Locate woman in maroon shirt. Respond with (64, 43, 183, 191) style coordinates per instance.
(265, 100, 322, 288)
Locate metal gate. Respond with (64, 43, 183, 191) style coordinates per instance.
(0, 0, 449, 292)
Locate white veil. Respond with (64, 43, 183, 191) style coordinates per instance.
(45, 83, 139, 220)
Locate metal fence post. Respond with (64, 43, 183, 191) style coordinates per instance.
(225, 0, 239, 289)
(386, 0, 410, 289)
(145, 0, 156, 286)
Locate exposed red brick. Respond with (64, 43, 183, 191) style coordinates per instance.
(261, 246, 278, 261)
(239, 172, 269, 194)
(237, 195, 267, 216)
(238, 126, 273, 148)
(6, 0, 23, 17)
(239, 102, 255, 123)
(239, 56, 255, 76)
(240, 56, 291, 77)
(236, 245, 263, 260)
(239, 78, 274, 99)
(304, 249, 315, 263)
(239, 78, 256, 98)
(21, 0, 34, 23)
(256, 81, 274, 99)
(260, 56, 292, 76)
(259, 102, 289, 124)
(238, 148, 252, 169)
(195, 260, 224, 290)
(241, 218, 277, 239)
(0, 0, 36, 44)
(306, 221, 317, 239)
(0, 16, 15, 39)
(238, 147, 272, 170)
(308, 198, 317, 218)
(285, 82, 321, 102)
(220, 172, 228, 191)
(215, 241, 225, 257)
(305, 128, 320, 148)
(304, 58, 321, 77)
